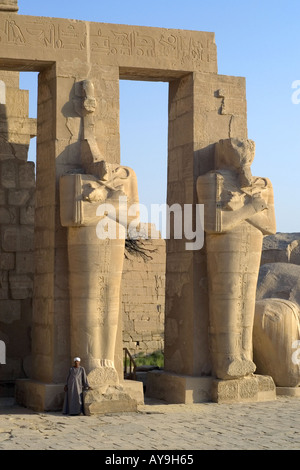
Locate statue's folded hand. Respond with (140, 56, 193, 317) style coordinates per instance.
(252, 193, 268, 212)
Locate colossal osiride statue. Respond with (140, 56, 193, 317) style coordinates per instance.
(60, 80, 139, 387)
(60, 165, 139, 377)
(197, 138, 276, 380)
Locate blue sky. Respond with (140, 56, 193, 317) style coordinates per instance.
(17, 0, 300, 234)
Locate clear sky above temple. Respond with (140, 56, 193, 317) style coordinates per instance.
(16, 0, 300, 234)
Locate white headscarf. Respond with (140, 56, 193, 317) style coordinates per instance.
(74, 357, 81, 362)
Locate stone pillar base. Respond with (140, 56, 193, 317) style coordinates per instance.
(276, 386, 300, 397)
(211, 375, 276, 404)
(122, 379, 144, 405)
(15, 379, 65, 412)
(83, 382, 140, 416)
(145, 370, 213, 404)
(15, 379, 144, 414)
(146, 371, 276, 404)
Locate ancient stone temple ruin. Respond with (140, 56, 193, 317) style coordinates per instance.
(0, 0, 285, 413)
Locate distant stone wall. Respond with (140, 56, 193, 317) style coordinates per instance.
(261, 233, 300, 266)
(0, 71, 36, 385)
(122, 237, 166, 356)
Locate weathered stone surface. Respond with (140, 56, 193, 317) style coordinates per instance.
(276, 387, 300, 397)
(0, 299, 21, 323)
(211, 375, 276, 404)
(122, 235, 165, 355)
(122, 379, 144, 405)
(0, 1, 19, 13)
(0, 207, 16, 224)
(18, 162, 35, 189)
(8, 188, 31, 206)
(15, 252, 34, 274)
(83, 385, 138, 415)
(0, 12, 217, 72)
(9, 272, 33, 299)
(0, 274, 8, 299)
(15, 380, 65, 412)
(146, 370, 213, 404)
(261, 233, 300, 266)
(0, 71, 36, 387)
(20, 205, 35, 225)
(0, 252, 14, 270)
(1, 160, 17, 188)
(2, 226, 34, 252)
(253, 298, 300, 387)
(257, 262, 300, 308)
(255, 252, 300, 389)
(0, 189, 5, 204)
(87, 367, 119, 390)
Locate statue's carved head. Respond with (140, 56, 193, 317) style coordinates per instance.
(215, 138, 256, 187)
(74, 80, 96, 117)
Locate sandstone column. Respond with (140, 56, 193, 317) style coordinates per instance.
(147, 71, 250, 403)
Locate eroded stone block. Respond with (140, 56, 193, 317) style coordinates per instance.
(18, 162, 35, 189)
(1, 160, 16, 188)
(8, 189, 31, 206)
(9, 272, 33, 299)
(2, 226, 34, 252)
(15, 252, 34, 274)
(0, 299, 21, 323)
(211, 375, 276, 403)
(0, 252, 14, 270)
(83, 386, 138, 416)
(20, 205, 35, 225)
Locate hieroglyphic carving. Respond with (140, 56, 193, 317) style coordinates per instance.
(25, 22, 56, 48)
(0, 16, 86, 50)
(90, 26, 216, 65)
(159, 33, 208, 62)
(26, 22, 86, 50)
(0, 15, 216, 69)
(159, 34, 179, 57)
(90, 29, 155, 57)
(4, 19, 25, 44)
(96, 274, 107, 326)
(188, 37, 204, 61)
(134, 32, 155, 57)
